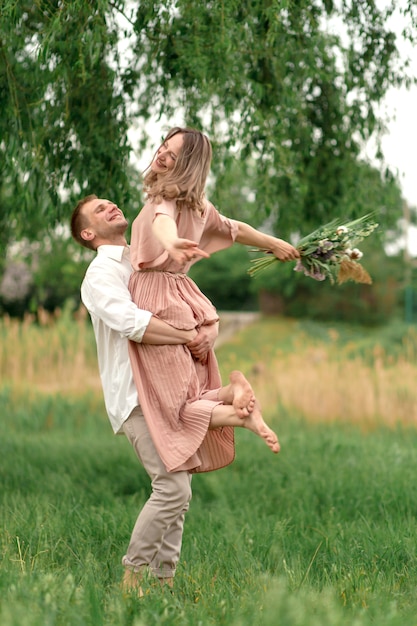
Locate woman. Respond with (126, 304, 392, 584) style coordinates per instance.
(128, 127, 299, 474)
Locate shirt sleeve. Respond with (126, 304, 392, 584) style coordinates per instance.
(199, 202, 239, 255)
(81, 261, 152, 342)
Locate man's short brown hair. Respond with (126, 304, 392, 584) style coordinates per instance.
(70, 194, 98, 250)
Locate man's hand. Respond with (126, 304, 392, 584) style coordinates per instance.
(186, 322, 219, 364)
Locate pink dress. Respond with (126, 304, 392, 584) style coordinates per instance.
(128, 198, 239, 473)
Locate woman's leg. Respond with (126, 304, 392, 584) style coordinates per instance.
(210, 400, 280, 454)
(217, 370, 256, 417)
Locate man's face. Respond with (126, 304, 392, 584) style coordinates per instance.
(81, 198, 128, 245)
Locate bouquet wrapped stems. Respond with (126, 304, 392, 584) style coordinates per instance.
(248, 213, 379, 285)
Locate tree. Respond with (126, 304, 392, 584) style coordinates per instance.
(1, 0, 416, 243)
(1, 0, 140, 242)
(133, 0, 415, 233)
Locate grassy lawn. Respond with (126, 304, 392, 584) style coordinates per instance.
(1, 315, 417, 625)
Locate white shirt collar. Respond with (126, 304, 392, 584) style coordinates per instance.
(96, 244, 129, 262)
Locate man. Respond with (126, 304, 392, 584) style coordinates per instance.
(70, 195, 218, 594)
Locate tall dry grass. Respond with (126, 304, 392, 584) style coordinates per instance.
(0, 306, 101, 395)
(249, 347, 417, 428)
(218, 318, 417, 429)
(2, 311, 417, 427)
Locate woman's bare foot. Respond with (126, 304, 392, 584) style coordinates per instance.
(242, 401, 280, 453)
(228, 370, 256, 417)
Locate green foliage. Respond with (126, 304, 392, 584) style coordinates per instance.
(1, 0, 415, 243)
(1, 0, 142, 240)
(133, 0, 410, 232)
(250, 239, 404, 324)
(188, 246, 256, 311)
(176, 233, 407, 324)
(0, 225, 407, 326)
(0, 234, 92, 316)
(1, 0, 414, 321)
(29, 236, 92, 313)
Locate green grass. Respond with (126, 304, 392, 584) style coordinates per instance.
(2, 320, 417, 625)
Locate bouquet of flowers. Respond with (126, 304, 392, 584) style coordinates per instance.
(248, 213, 379, 285)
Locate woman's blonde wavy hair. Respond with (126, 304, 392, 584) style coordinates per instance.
(143, 127, 212, 213)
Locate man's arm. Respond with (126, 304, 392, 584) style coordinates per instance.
(143, 316, 197, 345)
(82, 261, 197, 345)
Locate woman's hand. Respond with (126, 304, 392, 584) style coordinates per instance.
(153, 214, 210, 265)
(269, 238, 300, 262)
(166, 238, 210, 266)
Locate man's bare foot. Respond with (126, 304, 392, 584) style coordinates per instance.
(229, 370, 256, 418)
(242, 401, 280, 453)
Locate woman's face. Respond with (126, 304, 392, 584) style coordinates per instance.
(151, 133, 184, 174)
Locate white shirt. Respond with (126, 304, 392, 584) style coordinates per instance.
(81, 245, 152, 433)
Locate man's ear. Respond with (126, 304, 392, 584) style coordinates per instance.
(81, 228, 95, 243)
